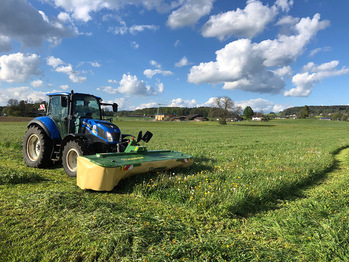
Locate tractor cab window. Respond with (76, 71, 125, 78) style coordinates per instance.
(73, 95, 101, 119)
(48, 96, 68, 118)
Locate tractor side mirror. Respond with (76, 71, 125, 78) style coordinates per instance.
(137, 131, 142, 142)
(112, 103, 118, 112)
(61, 96, 68, 107)
(142, 131, 153, 143)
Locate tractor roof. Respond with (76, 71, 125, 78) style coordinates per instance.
(46, 92, 101, 100)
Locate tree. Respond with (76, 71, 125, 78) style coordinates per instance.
(243, 106, 254, 119)
(300, 105, 309, 119)
(212, 96, 241, 125)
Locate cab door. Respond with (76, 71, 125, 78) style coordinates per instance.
(48, 95, 69, 139)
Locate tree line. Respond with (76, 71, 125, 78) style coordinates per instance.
(280, 105, 349, 120)
(2, 96, 250, 125)
(0, 99, 47, 117)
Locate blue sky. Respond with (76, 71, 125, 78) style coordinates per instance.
(0, 0, 349, 113)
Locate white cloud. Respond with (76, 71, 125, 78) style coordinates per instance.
(175, 56, 191, 67)
(47, 56, 64, 68)
(31, 80, 43, 88)
(276, 15, 299, 26)
(0, 86, 46, 105)
(188, 14, 329, 95)
(273, 66, 292, 78)
(168, 98, 199, 107)
(275, 0, 294, 12)
(167, 0, 214, 29)
(50, 0, 176, 22)
(202, 0, 278, 40)
(256, 14, 330, 67)
(90, 62, 101, 67)
(285, 61, 349, 97)
(135, 101, 158, 110)
(0, 53, 41, 83)
(0, 0, 77, 49)
(116, 74, 161, 96)
(235, 98, 291, 113)
(46, 56, 86, 83)
(129, 24, 159, 34)
(174, 40, 180, 47)
(108, 79, 117, 84)
(131, 41, 139, 49)
(150, 60, 162, 69)
(111, 21, 159, 35)
(156, 80, 164, 94)
(60, 84, 69, 90)
(100, 86, 118, 94)
(309, 46, 331, 57)
(144, 69, 173, 79)
(144, 60, 173, 78)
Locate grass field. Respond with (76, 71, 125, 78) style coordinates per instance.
(1, 119, 349, 261)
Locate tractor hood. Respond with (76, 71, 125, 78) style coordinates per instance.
(81, 118, 121, 144)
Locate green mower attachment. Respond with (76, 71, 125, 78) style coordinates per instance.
(77, 150, 193, 191)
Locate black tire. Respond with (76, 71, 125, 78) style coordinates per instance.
(23, 126, 53, 168)
(62, 140, 89, 177)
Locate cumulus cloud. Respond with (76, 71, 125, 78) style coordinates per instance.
(46, 56, 86, 83)
(31, 79, 43, 88)
(100, 86, 118, 94)
(135, 101, 158, 110)
(0, 86, 46, 105)
(175, 56, 191, 67)
(0, 53, 41, 83)
(188, 13, 330, 95)
(167, 0, 214, 29)
(116, 74, 163, 96)
(285, 61, 349, 97)
(50, 0, 176, 22)
(273, 66, 293, 78)
(168, 98, 199, 107)
(235, 98, 291, 113)
(0, 0, 77, 49)
(202, 0, 280, 40)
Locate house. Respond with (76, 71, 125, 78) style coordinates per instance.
(171, 116, 186, 122)
(193, 116, 208, 122)
(252, 116, 268, 121)
(155, 114, 176, 121)
(185, 114, 208, 121)
(319, 117, 331, 121)
(155, 114, 165, 121)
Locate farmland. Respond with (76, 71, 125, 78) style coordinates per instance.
(1, 118, 349, 261)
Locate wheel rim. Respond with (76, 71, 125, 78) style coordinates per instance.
(27, 134, 41, 161)
(66, 148, 79, 172)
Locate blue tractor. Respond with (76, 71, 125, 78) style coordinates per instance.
(23, 90, 152, 177)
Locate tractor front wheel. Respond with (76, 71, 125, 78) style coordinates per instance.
(62, 140, 89, 177)
(23, 126, 53, 168)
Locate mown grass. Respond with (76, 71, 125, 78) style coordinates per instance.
(1, 119, 349, 261)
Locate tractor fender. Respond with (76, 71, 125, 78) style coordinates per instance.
(61, 134, 89, 152)
(27, 117, 61, 140)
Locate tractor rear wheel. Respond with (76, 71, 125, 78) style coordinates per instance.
(23, 126, 53, 168)
(62, 140, 89, 177)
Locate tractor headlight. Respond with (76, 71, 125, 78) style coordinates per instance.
(106, 132, 113, 142)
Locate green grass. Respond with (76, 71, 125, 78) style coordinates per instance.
(1, 119, 349, 261)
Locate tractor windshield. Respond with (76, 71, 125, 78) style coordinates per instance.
(73, 95, 101, 119)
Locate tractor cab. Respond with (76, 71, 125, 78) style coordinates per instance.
(47, 92, 114, 138)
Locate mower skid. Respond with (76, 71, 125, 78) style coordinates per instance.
(77, 150, 193, 191)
